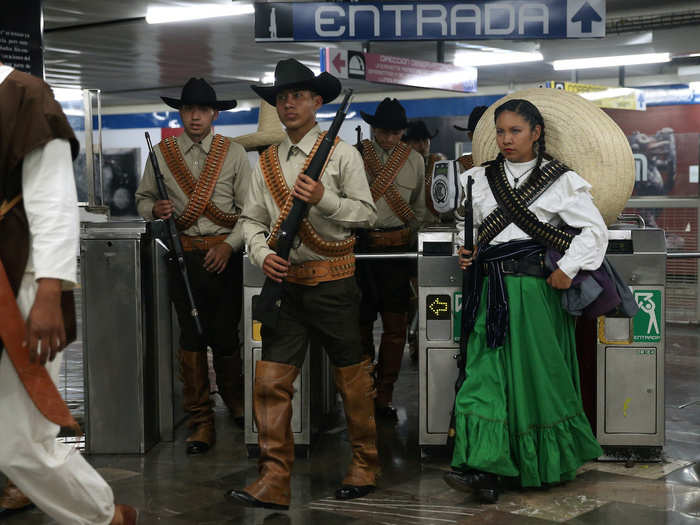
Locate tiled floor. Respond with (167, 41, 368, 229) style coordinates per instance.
(2, 325, 699, 524)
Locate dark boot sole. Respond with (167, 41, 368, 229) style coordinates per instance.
(225, 491, 289, 510)
(443, 472, 475, 494)
(335, 485, 375, 500)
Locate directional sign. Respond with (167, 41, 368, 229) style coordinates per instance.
(256, 1, 606, 42)
(321, 48, 348, 77)
(426, 294, 451, 321)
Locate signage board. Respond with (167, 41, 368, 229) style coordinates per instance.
(256, 1, 606, 42)
(1, 0, 43, 77)
(541, 81, 646, 110)
(321, 48, 477, 92)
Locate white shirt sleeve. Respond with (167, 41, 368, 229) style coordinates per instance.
(21, 138, 79, 285)
(544, 172, 608, 279)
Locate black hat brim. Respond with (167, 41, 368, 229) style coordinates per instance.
(251, 72, 341, 107)
(160, 96, 237, 111)
(454, 124, 470, 132)
(360, 111, 408, 131)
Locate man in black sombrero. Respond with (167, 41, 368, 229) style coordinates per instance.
(225, 58, 378, 510)
(136, 78, 252, 455)
(356, 98, 426, 421)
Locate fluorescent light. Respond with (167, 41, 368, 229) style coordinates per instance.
(52, 87, 84, 102)
(679, 65, 700, 76)
(578, 88, 636, 101)
(552, 53, 670, 71)
(146, 3, 254, 24)
(454, 50, 543, 67)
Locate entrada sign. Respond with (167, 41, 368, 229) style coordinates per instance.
(255, 1, 605, 42)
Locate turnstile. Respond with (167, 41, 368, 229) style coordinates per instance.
(242, 255, 336, 457)
(417, 227, 461, 454)
(80, 220, 182, 454)
(596, 228, 666, 458)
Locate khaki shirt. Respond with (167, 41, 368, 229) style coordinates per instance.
(242, 124, 377, 267)
(135, 131, 251, 250)
(366, 140, 427, 229)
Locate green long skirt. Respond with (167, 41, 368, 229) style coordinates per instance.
(451, 275, 603, 487)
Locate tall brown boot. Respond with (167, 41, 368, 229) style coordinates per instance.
(375, 312, 408, 419)
(213, 354, 244, 426)
(334, 359, 379, 500)
(178, 349, 215, 454)
(225, 361, 299, 510)
(0, 480, 32, 512)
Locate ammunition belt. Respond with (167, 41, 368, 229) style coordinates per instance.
(360, 139, 416, 225)
(260, 133, 355, 258)
(159, 134, 239, 230)
(480, 159, 574, 253)
(179, 234, 228, 252)
(286, 254, 356, 286)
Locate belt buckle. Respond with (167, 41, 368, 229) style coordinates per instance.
(500, 259, 516, 274)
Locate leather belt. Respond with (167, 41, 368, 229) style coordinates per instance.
(286, 254, 356, 286)
(366, 227, 411, 249)
(180, 234, 228, 252)
(483, 252, 546, 277)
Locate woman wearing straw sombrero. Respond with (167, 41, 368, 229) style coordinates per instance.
(443, 91, 635, 503)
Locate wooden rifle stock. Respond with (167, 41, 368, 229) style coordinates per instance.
(252, 90, 354, 328)
(144, 132, 203, 337)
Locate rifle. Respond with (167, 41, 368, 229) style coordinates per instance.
(144, 132, 203, 337)
(355, 125, 362, 150)
(446, 174, 474, 454)
(252, 89, 354, 328)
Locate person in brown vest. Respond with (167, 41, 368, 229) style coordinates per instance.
(357, 98, 427, 420)
(225, 58, 378, 509)
(0, 62, 136, 524)
(135, 78, 252, 454)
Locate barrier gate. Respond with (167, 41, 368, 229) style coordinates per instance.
(417, 225, 668, 460)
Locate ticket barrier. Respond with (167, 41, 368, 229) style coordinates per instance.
(417, 225, 667, 461)
(594, 227, 666, 459)
(243, 255, 336, 458)
(80, 220, 183, 454)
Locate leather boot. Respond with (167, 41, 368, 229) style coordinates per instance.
(179, 349, 215, 454)
(375, 312, 408, 418)
(225, 361, 299, 510)
(0, 480, 32, 512)
(213, 354, 244, 427)
(334, 359, 379, 500)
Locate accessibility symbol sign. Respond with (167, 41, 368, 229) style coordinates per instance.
(633, 289, 662, 343)
(566, 0, 605, 38)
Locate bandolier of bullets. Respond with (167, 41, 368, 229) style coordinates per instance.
(160, 135, 239, 230)
(478, 159, 574, 253)
(260, 133, 356, 258)
(424, 153, 441, 217)
(360, 139, 416, 225)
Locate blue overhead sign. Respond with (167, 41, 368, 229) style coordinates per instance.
(254, 1, 606, 42)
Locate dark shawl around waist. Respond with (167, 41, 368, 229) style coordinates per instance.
(462, 239, 545, 349)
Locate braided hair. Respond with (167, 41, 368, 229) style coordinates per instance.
(494, 99, 548, 170)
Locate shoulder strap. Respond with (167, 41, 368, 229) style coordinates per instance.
(361, 140, 416, 224)
(480, 160, 575, 252)
(159, 135, 238, 230)
(260, 134, 356, 258)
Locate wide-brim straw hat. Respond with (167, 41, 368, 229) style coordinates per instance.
(472, 88, 635, 225)
(231, 101, 286, 151)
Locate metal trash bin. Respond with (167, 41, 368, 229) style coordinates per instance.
(242, 255, 336, 457)
(80, 221, 181, 454)
(596, 227, 666, 458)
(417, 226, 461, 455)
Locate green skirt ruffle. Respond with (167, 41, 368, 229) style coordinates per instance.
(451, 275, 602, 487)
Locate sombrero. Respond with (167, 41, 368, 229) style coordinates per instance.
(161, 77, 237, 111)
(231, 101, 286, 152)
(472, 88, 635, 225)
(403, 120, 438, 141)
(251, 58, 341, 107)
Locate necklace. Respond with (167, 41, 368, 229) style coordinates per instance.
(504, 162, 535, 189)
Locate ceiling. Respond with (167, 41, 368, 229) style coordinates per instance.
(41, 0, 700, 107)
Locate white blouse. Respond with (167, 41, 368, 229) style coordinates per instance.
(457, 158, 608, 279)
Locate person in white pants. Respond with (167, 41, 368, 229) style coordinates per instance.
(0, 63, 136, 525)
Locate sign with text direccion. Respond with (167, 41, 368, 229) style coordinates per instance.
(321, 48, 477, 93)
(255, 1, 605, 42)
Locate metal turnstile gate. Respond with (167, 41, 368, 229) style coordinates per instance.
(417, 227, 461, 454)
(596, 228, 666, 458)
(242, 255, 336, 457)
